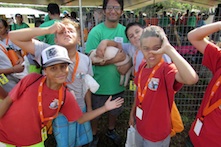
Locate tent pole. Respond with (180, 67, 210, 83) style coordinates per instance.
(79, 0, 85, 53)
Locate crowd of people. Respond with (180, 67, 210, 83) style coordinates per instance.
(0, 0, 221, 147)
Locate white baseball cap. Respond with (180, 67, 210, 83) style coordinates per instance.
(41, 45, 72, 68)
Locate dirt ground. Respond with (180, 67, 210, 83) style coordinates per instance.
(45, 109, 193, 147)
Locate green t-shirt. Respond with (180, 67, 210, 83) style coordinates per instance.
(85, 23, 128, 95)
(37, 19, 58, 45)
(11, 23, 29, 30)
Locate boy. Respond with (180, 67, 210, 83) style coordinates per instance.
(0, 45, 123, 147)
(187, 21, 221, 146)
(129, 26, 198, 146)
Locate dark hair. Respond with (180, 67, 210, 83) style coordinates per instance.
(103, 0, 124, 11)
(47, 3, 60, 15)
(0, 19, 8, 28)
(15, 13, 23, 18)
(125, 22, 143, 39)
(71, 11, 77, 19)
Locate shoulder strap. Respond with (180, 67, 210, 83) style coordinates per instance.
(26, 74, 43, 89)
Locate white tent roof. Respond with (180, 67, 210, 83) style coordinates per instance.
(0, 7, 47, 18)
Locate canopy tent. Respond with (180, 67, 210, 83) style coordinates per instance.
(3, 0, 221, 10)
(0, 7, 47, 18)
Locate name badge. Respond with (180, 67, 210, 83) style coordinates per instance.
(41, 126, 48, 141)
(114, 37, 124, 44)
(0, 142, 6, 147)
(194, 118, 203, 136)
(0, 74, 9, 85)
(129, 80, 136, 91)
(136, 106, 143, 120)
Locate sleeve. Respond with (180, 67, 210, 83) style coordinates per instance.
(11, 24, 15, 30)
(9, 73, 41, 101)
(203, 43, 221, 74)
(34, 41, 50, 65)
(60, 90, 83, 122)
(25, 23, 30, 28)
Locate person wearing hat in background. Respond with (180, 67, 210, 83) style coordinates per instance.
(0, 45, 124, 147)
(11, 13, 29, 31)
(63, 10, 70, 19)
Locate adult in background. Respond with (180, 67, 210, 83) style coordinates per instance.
(11, 13, 29, 31)
(85, 0, 128, 146)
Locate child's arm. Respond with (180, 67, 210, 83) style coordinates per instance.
(9, 22, 66, 55)
(94, 40, 125, 65)
(0, 96, 12, 118)
(152, 36, 199, 85)
(129, 96, 136, 127)
(0, 64, 24, 75)
(188, 21, 221, 54)
(77, 96, 124, 124)
(85, 90, 92, 112)
(0, 87, 7, 99)
(96, 40, 121, 58)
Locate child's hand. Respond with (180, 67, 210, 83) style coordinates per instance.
(104, 96, 124, 111)
(49, 22, 66, 34)
(150, 36, 171, 55)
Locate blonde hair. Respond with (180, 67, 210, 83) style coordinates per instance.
(61, 18, 80, 35)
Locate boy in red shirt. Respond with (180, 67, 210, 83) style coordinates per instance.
(0, 45, 123, 147)
(187, 21, 221, 147)
(129, 26, 198, 146)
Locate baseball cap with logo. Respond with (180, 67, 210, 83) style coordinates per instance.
(41, 45, 72, 68)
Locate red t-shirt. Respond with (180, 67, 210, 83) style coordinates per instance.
(0, 73, 83, 146)
(134, 62, 182, 142)
(189, 43, 221, 146)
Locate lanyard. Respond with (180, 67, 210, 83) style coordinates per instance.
(202, 75, 221, 118)
(66, 51, 79, 84)
(38, 76, 63, 127)
(137, 59, 164, 107)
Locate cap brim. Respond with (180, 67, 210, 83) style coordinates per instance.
(43, 59, 72, 68)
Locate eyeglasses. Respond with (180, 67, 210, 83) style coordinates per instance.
(106, 5, 121, 12)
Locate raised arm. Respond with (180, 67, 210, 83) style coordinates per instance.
(152, 37, 198, 85)
(9, 22, 66, 55)
(188, 21, 221, 54)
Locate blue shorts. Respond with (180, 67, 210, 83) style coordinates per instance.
(53, 107, 92, 147)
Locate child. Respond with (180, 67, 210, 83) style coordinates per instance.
(9, 18, 96, 147)
(0, 45, 124, 147)
(187, 21, 221, 146)
(129, 26, 198, 146)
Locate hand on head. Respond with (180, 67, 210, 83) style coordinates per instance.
(49, 22, 66, 34)
(150, 36, 171, 55)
